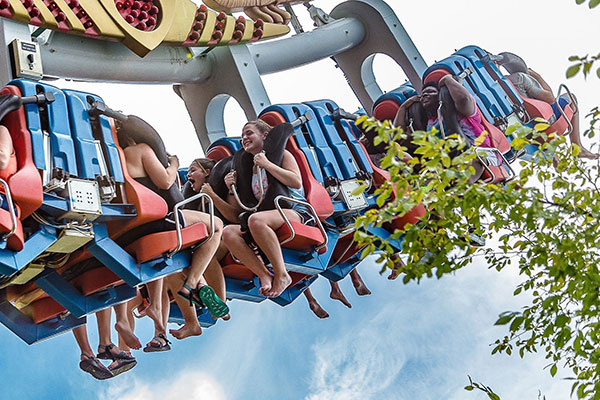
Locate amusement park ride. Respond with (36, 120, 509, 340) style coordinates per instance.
(0, 0, 576, 345)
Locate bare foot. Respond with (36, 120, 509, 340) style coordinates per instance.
(115, 321, 141, 350)
(222, 313, 231, 321)
(388, 256, 405, 280)
(257, 273, 273, 296)
(353, 281, 371, 296)
(578, 149, 600, 159)
(330, 287, 352, 308)
(265, 271, 292, 298)
(169, 324, 202, 340)
(309, 302, 329, 319)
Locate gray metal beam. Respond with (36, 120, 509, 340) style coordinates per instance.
(330, 0, 428, 113)
(37, 31, 213, 84)
(250, 17, 364, 75)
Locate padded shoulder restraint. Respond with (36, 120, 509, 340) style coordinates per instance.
(119, 115, 183, 208)
(232, 123, 295, 212)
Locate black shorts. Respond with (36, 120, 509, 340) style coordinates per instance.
(116, 210, 187, 248)
(292, 205, 317, 227)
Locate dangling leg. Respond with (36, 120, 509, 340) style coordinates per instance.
(304, 288, 329, 319)
(167, 273, 202, 340)
(114, 302, 141, 350)
(329, 281, 351, 308)
(247, 209, 300, 297)
(350, 269, 371, 296)
(222, 224, 273, 294)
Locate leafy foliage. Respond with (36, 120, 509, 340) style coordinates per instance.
(353, 115, 600, 399)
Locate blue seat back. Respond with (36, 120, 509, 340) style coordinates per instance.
(261, 104, 345, 183)
(454, 46, 521, 116)
(207, 136, 242, 154)
(303, 100, 364, 180)
(423, 55, 503, 123)
(10, 80, 78, 176)
(63, 90, 124, 183)
(459, 46, 523, 106)
(373, 83, 417, 110)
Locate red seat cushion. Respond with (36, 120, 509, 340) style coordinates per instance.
(0, 208, 24, 251)
(206, 145, 232, 162)
(125, 222, 209, 264)
(23, 266, 124, 324)
(373, 100, 400, 121)
(221, 253, 255, 280)
(1, 85, 43, 219)
(71, 267, 123, 296)
(276, 221, 325, 251)
(26, 296, 64, 324)
(424, 69, 451, 83)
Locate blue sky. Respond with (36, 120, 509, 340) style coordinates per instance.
(0, 257, 572, 399)
(1, 0, 598, 399)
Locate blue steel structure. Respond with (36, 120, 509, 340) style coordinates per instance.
(0, 2, 575, 345)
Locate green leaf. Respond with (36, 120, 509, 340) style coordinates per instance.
(566, 64, 581, 78)
(464, 386, 474, 391)
(351, 184, 366, 196)
(550, 363, 557, 377)
(495, 314, 514, 325)
(589, 0, 600, 8)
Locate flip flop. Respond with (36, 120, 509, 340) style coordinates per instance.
(143, 333, 171, 353)
(97, 343, 136, 361)
(196, 285, 229, 319)
(79, 353, 113, 380)
(109, 358, 137, 377)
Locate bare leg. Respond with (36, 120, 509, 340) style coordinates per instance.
(329, 281, 351, 308)
(178, 211, 223, 292)
(467, 159, 486, 184)
(167, 274, 202, 340)
(144, 278, 165, 335)
(350, 269, 371, 296)
(222, 224, 273, 294)
(96, 308, 113, 347)
(161, 282, 170, 333)
(73, 325, 94, 357)
(114, 303, 141, 350)
(388, 254, 404, 280)
(96, 309, 129, 359)
(247, 209, 299, 297)
(567, 95, 599, 158)
(304, 288, 329, 319)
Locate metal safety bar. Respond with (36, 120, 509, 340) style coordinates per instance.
(291, 111, 313, 129)
(474, 147, 515, 184)
(437, 101, 446, 138)
(274, 195, 328, 252)
(231, 165, 265, 212)
(555, 84, 576, 137)
(0, 178, 17, 241)
(167, 192, 215, 258)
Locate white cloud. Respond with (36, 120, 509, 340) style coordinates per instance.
(101, 370, 226, 400)
(306, 305, 408, 400)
